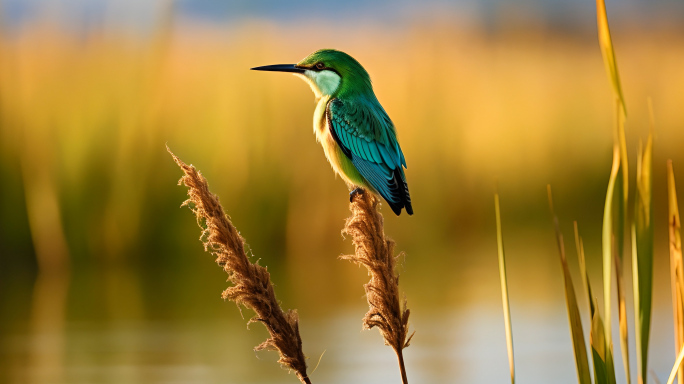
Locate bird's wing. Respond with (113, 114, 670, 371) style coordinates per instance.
(327, 97, 412, 215)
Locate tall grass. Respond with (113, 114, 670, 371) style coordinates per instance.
(601, 143, 621, 384)
(668, 346, 684, 384)
(668, 161, 684, 384)
(493, 0, 670, 383)
(495, 193, 515, 384)
(633, 116, 654, 384)
(576, 221, 615, 384)
(548, 186, 593, 384)
(596, 0, 630, 380)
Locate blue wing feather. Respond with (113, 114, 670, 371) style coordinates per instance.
(361, 140, 374, 163)
(339, 127, 351, 149)
(368, 142, 382, 164)
(350, 136, 362, 160)
(327, 97, 412, 215)
(377, 144, 396, 170)
(352, 157, 396, 201)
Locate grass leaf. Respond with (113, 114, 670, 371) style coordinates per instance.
(597, 0, 629, 376)
(591, 300, 616, 384)
(495, 194, 515, 384)
(548, 186, 592, 384)
(575, 222, 617, 384)
(667, 344, 684, 384)
(602, 145, 621, 353)
(668, 160, 684, 384)
(596, 0, 627, 115)
(632, 115, 654, 384)
(614, 106, 631, 384)
(615, 241, 630, 384)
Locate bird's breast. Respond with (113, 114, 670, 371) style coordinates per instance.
(313, 96, 330, 140)
(311, 98, 368, 190)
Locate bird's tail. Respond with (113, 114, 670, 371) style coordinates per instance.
(386, 168, 412, 216)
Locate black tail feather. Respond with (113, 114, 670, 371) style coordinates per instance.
(384, 168, 412, 216)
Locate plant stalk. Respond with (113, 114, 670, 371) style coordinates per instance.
(397, 348, 409, 384)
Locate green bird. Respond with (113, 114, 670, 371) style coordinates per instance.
(251, 49, 413, 216)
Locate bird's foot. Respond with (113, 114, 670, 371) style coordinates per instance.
(349, 188, 365, 202)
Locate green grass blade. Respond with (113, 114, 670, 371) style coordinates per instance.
(602, 146, 620, 351)
(615, 240, 630, 384)
(614, 108, 630, 384)
(597, 0, 629, 375)
(617, 102, 629, 220)
(591, 297, 616, 384)
(575, 222, 592, 312)
(633, 124, 654, 384)
(495, 194, 515, 384)
(667, 344, 684, 384)
(596, 0, 627, 115)
(575, 222, 617, 384)
(614, 100, 630, 384)
(548, 186, 592, 384)
(668, 160, 684, 384)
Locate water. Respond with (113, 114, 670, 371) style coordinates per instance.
(0, 260, 678, 384)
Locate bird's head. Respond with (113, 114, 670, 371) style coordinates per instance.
(251, 49, 372, 100)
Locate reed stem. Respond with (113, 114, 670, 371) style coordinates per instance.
(168, 146, 311, 384)
(397, 348, 409, 384)
(341, 190, 413, 384)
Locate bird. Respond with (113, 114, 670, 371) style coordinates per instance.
(251, 49, 412, 216)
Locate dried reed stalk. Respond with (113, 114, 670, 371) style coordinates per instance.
(341, 190, 413, 384)
(168, 147, 311, 384)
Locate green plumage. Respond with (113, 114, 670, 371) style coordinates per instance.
(254, 49, 413, 216)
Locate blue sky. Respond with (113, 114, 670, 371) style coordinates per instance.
(1, 0, 681, 32)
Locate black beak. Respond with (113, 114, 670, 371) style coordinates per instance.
(250, 64, 305, 73)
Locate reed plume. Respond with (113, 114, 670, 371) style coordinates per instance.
(341, 190, 413, 384)
(168, 146, 311, 384)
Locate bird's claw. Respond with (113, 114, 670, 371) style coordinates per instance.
(349, 188, 364, 202)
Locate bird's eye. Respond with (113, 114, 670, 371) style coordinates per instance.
(315, 62, 325, 70)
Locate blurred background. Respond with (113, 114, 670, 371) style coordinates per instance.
(1, 0, 683, 383)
